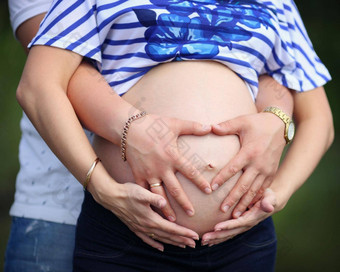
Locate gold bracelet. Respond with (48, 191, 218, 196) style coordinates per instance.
(121, 111, 147, 161)
(83, 157, 101, 191)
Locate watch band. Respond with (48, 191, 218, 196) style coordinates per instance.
(264, 106, 290, 123)
(263, 106, 294, 144)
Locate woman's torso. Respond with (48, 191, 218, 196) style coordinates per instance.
(93, 61, 257, 236)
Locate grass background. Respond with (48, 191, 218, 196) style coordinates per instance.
(0, 1, 339, 271)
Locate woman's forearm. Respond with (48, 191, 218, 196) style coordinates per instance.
(67, 61, 140, 146)
(270, 87, 334, 210)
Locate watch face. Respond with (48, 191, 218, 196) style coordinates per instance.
(288, 122, 295, 140)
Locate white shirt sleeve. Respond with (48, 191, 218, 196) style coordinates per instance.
(8, 0, 53, 36)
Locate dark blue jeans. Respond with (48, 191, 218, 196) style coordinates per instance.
(74, 191, 277, 272)
(4, 217, 76, 272)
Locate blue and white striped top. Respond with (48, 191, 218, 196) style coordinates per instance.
(30, 0, 331, 98)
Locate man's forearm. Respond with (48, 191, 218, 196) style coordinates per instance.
(15, 12, 140, 147)
(270, 87, 334, 210)
(256, 75, 294, 115)
(67, 61, 141, 145)
(16, 13, 46, 54)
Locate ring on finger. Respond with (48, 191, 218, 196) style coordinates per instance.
(150, 182, 162, 188)
(149, 233, 155, 239)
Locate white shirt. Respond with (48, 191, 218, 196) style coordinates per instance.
(9, 0, 90, 225)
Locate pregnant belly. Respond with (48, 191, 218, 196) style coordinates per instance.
(93, 61, 257, 236)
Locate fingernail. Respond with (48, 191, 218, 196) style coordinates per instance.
(179, 245, 186, 249)
(212, 184, 219, 191)
(204, 187, 212, 194)
(208, 243, 215, 247)
(168, 216, 175, 222)
(157, 247, 164, 252)
(215, 228, 221, 232)
(202, 125, 210, 131)
(222, 205, 230, 213)
(186, 210, 194, 216)
(234, 211, 241, 218)
(192, 236, 199, 240)
(214, 124, 221, 129)
(202, 240, 209, 246)
(188, 243, 196, 249)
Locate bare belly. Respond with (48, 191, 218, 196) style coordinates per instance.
(93, 61, 257, 236)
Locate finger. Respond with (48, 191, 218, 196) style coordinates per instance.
(152, 236, 187, 249)
(158, 235, 196, 248)
(214, 216, 249, 232)
(202, 228, 245, 246)
(134, 185, 167, 210)
(220, 169, 258, 213)
(207, 235, 237, 247)
(262, 176, 274, 190)
(175, 156, 212, 194)
(129, 210, 199, 245)
(149, 179, 176, 222)
(136, 232, 164, 252)
(207, 230, 245, 247)
(161, 171, 195, 216)
(248, 177, 273, 207)
(211, 151, 248, 191)
(174, 119, 211, 136)
(215, 202, 266, 231)
(144, 212, 199, 242)
(153, 236, 193, 249)
(212, 117, 244, 136)
(232, 174, 265, 218)
(147, 230, 196, 248)
(166, 237, 196, 248)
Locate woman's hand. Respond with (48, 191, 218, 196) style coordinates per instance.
(92, 180, 199, 251)
(210, 112, 286, 218)
(201, 188, 278, 247)
(126, 114, 212, 221)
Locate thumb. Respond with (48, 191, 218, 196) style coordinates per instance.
(260, 188, 276, 213)
(212, 117, 243, 136)
(175, 119, 211, 136)
(131, 184, 167, 209)
(143, 189, 167, 209)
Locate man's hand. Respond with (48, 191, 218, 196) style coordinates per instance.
(201, 188, 277, 246)
(93, 182, 200, 251)
(210, 112, 286, 218)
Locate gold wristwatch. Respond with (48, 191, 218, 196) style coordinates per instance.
(263, 106, 295, 144)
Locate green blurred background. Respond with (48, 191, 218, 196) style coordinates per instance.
(0, 1, 339, 271)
